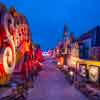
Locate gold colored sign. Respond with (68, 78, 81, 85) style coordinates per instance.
(89, 66, 99, 82)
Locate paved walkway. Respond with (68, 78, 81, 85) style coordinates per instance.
(28, 59, 88, 100)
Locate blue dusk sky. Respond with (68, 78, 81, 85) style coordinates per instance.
(1, 0, 100, 51)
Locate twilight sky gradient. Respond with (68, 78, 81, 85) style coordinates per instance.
(1, 0, 100, 50)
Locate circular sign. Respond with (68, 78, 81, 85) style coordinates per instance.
(3, 47, 15, 74)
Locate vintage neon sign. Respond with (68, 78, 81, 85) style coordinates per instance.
(0, 3, 32, 84)
(2, 12, 16, 74)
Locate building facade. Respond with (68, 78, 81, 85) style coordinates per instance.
(78, 26, 100, 60)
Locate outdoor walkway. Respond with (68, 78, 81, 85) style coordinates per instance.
(27, 59, 88, 100)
